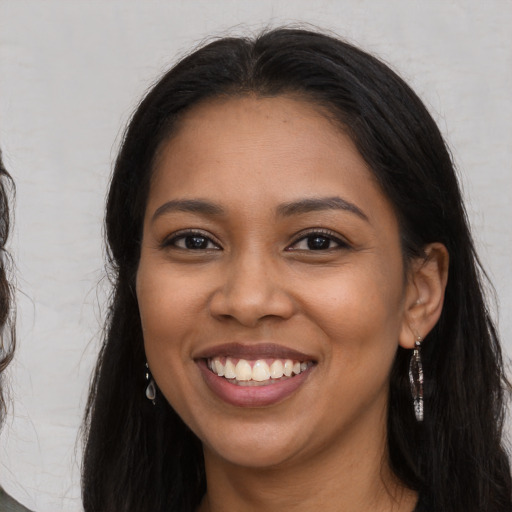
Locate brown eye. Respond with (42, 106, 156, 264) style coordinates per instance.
(183, 235, 211, 250)
(288, 231, 348, 251)
(165, 231, 221, 251)
(307, 235, 333, 250)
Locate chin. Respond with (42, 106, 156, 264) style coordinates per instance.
(208, 443, 297, 469)
(200, 422, 307, 469)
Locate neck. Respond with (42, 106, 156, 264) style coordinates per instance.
(198, 416, 417, 512)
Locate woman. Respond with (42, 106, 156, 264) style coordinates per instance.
(0, 151, 33, 512)
(82, 28, 512, 511)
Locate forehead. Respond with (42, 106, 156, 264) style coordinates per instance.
(149, 95, 395, 227)
(153, 94, 356, 172)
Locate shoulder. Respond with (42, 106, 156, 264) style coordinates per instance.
(0, 487, 34, 512)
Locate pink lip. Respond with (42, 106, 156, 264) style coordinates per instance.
(194, 342, 315, 362)
(197, 359, 315, 407)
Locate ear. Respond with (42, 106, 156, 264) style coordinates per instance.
(399, 243, 449, 349)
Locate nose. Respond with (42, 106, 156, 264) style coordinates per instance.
(209, 252, 296, 327)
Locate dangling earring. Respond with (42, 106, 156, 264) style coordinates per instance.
(145, 362, 156, 405)
(409, 336, 424, 422)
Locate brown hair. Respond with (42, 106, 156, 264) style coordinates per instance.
(0, 149, 15, 425)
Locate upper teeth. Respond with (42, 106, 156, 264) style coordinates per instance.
(208, 357, 310, 382)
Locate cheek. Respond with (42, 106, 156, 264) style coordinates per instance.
(137, 262, 205, 343)
(137, 262, 194, 384)
(303, 264, 404, 336)
(298, 263, 405, 381)
(136, 264, 201, 421)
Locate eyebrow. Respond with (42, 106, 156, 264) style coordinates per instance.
(276, 196, 368, 221)
(152, 196, 368, 223)
(152, 199, 225, 222)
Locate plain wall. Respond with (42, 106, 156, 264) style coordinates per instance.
(0, 1, 511, 510)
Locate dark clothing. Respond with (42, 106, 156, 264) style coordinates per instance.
(0, 487, 33, 512)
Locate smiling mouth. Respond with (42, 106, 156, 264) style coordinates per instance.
(196, 344, 316, 406)
(206, 356, 315, 386)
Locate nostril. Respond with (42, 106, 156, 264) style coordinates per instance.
(208, 279, 295, 326)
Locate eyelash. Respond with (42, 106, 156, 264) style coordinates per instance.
(287, 229, 349, 252)
(161, 230, 222, 251)
(161, 228, 349, 252)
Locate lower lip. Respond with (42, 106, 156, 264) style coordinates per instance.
(197, 360, 314, 407)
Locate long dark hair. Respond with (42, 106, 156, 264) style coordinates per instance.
(82, 28, 511, 511)
(0, 149, 15, 426)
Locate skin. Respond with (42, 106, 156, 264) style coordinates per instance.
(136, 95, 448, 511)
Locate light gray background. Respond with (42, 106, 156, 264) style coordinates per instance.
(0, 1, 511, 511)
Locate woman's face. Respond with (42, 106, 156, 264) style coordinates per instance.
(137, 95, 413, 469)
